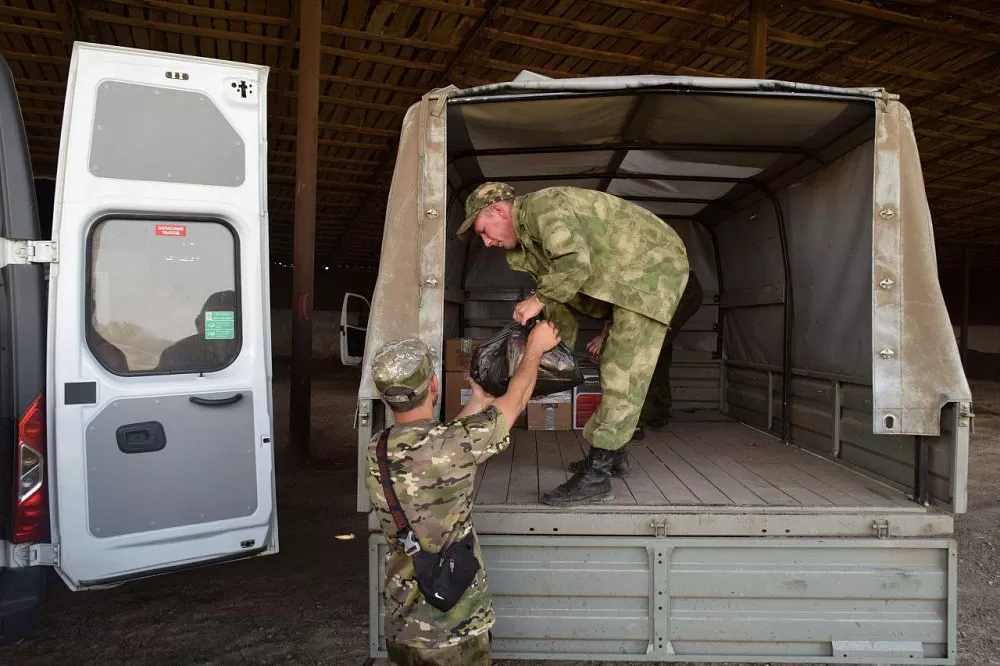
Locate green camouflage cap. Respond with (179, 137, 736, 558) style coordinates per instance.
(371, 338, 435, 404)
(456, 182, 515, 240)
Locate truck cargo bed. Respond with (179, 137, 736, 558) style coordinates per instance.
(465, 415, 952, 539)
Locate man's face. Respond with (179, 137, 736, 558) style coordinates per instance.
(473, 202, 518, 249)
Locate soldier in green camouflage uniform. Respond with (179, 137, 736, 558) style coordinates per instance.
(366, 327, 561, 664)
(458, 183, 690, 505)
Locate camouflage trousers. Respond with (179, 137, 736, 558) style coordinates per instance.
(638, 271, 704, 427)
(545, 297, 667, 451)
(386, 632, 491, 666)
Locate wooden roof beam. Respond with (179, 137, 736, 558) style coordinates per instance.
(272, 134, 390, 152)
(808, 0, 1000, 51)
(77, 9, 448, 70)
(96, 0, 459, 52)
(492, 6, 813, 72)
(748, 0, 767, 78)
(594, 0, 853, 50)
(483, 29, 714, 77)
(272, 117, 398, 138)
(280, 71, 428, 96)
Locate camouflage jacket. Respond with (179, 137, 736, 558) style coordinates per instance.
(506, 186, 690, 325)
(364, 407, 510, 649)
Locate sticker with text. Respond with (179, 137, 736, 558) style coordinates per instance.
(155, 224, 187, 237)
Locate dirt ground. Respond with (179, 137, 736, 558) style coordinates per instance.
(2, 363, 998, 666)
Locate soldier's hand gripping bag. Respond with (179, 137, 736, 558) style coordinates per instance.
(471, 321, 583, 397)
(507, 323, 583, 396)
(412, 532, 481, 612)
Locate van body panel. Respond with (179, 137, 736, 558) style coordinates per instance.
(46, 43, 276, 590)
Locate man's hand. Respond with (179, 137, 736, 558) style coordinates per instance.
(586, 321, 609, 362)
(527, 320, 561, 353)
(586, 332, 605, 362)
(456, 377, 494, 419)
(513, 294, 546, 325)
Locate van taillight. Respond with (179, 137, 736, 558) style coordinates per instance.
(13, 393, 48, 543)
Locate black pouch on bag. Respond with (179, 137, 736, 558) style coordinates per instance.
(411, 531, 481, 612)
(376, 429, 481, 612)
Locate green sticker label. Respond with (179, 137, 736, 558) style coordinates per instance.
(204, 311, 235, 340)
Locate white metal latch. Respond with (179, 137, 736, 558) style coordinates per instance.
(959, 402, 975, 434)
(650, 519, 668, 537)
(0, 239, 58, 267)
(25, 543, 59, 566)
(873, 519, 890, 539)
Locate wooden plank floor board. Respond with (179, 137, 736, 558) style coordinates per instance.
(506, 430, 539, 503)
(536, 431, 567, 500)
(628, 444, 701, 504)
(644, 437, 734, 504)
(668, 425, 797, 505)
(479, 419, 913, 509)
(475, 436, 514, 504)
(660, 431, 769, 505)
(692, 422, 907, 507)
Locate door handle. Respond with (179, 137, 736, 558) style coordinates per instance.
(189, 393, 244, 407)
(117, 422, 167, 454)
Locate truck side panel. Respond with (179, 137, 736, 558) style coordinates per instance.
(370, 536, 956, 664)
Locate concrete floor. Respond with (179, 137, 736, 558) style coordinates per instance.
(2, 364, 998, 665)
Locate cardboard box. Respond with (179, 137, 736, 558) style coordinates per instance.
(527, 390, 572, 431)
(444, 370, 527, 428)
(444, 370, 471, 422)
(444, 338, 486, 373)
(528, 402, 572, 431)
(573, 366, 603, 430)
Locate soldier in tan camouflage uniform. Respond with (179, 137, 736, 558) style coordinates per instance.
(365, 323, 561, 665)
(457, 182, 690, 505)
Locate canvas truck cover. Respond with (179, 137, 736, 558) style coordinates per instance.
(358, 74, 971, 437)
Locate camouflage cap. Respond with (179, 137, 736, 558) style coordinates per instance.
(456, 182, 515, 240)
(371, 338, 435, 405)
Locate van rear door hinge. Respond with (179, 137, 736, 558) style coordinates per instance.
(872, 519, 890, 539)
(0, 239, 58, 267)
(25, 543, 59, 566)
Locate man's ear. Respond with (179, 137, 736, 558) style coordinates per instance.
(429, 374, 440, 393)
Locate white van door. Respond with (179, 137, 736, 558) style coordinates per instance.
(47, 43, 277, 590)
(340, 292, 370, 366)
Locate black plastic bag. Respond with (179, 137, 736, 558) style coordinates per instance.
(470, 321, 583, 397)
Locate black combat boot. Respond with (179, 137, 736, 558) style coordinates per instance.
(567, 445, 630, 478)
(542, 447, 615, 506)
(646, 416, 668, 432)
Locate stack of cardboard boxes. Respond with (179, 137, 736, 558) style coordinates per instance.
(442, 338, 603, 432)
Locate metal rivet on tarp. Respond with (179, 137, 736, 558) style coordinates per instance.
(879, 348, 895, 359)
(879, 278, 895, 290)
(425, 209, 439, 218)
(879, 208, 895, 219)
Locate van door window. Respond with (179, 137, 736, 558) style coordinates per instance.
(87, 218, 241, 375)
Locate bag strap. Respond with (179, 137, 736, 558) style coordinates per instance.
(375, 428, 422, 556)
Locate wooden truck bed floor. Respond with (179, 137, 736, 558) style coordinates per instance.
(474, 416, 915, 509)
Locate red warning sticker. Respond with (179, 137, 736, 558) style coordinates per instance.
(155, 224, 186, 237)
